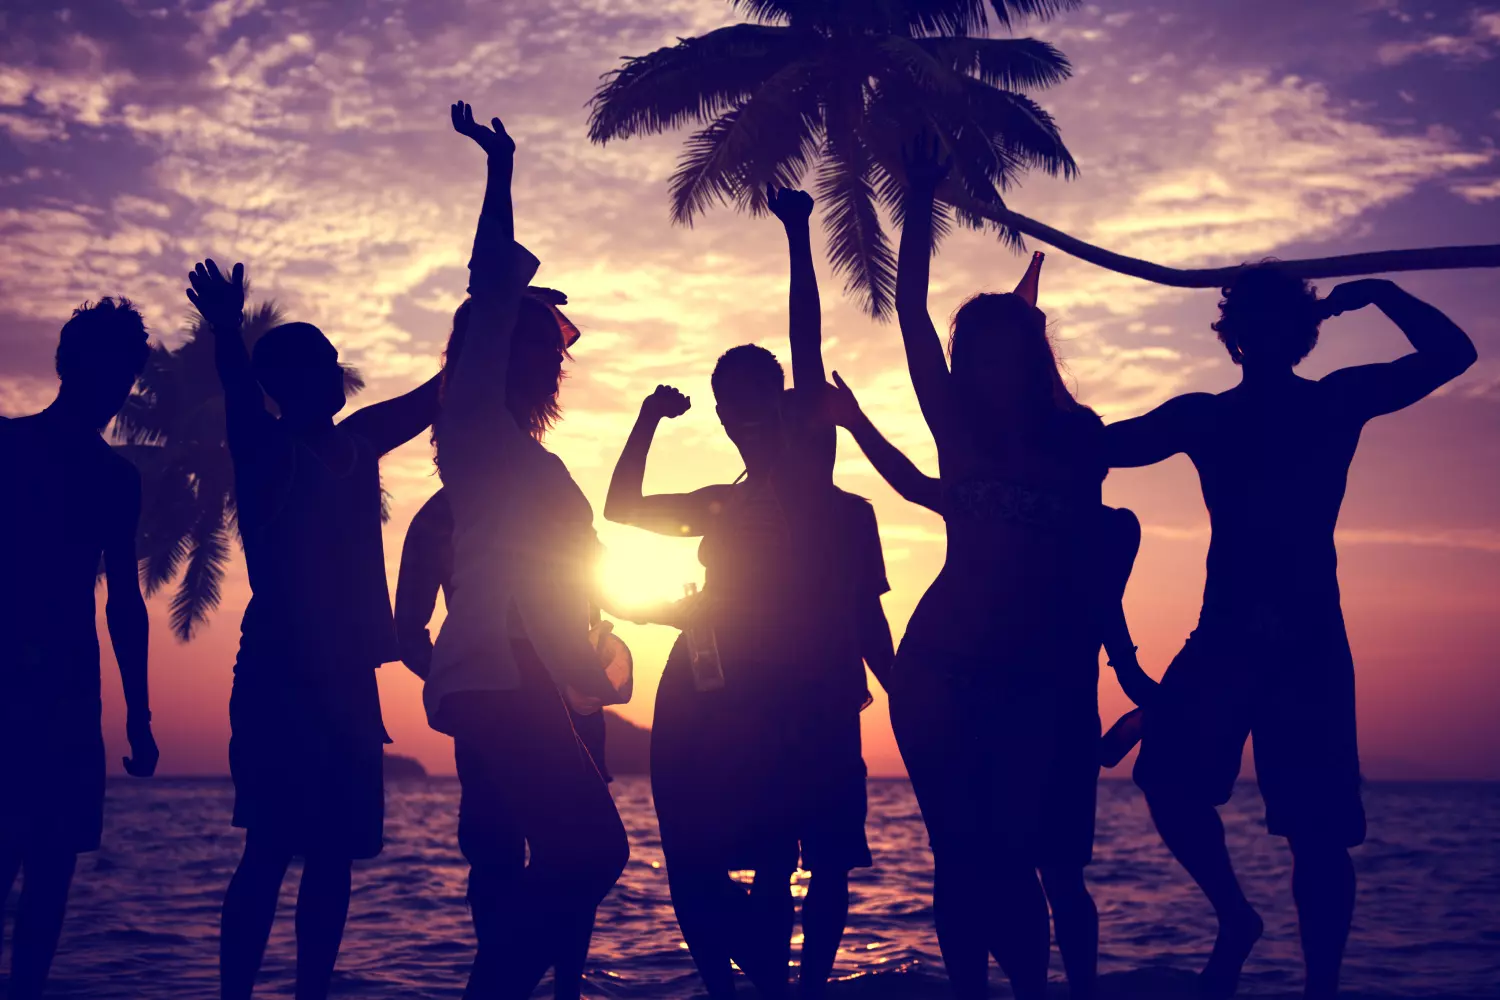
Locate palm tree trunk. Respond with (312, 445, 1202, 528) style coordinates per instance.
(953, 195, 1500, 288)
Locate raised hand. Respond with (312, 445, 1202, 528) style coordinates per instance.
(1318, 278, 1396, 319)
(767, 185, 814, 226)
(451, 100, 515, 159)
(823, 370, 867, 428)
(186, 259, 245, 332)
(641, 384, 691, 422)
(123, 714, 159, 778)
(901, 132, 952, 194)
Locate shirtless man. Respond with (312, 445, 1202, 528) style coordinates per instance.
(0, 297, 159, 999)
(1104, 270, 1476, 999)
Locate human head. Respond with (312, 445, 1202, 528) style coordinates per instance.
(1213, 263, 1322, 369)
(55, 297, 151, 428)
(711, 344, 785, 469)
(440, 294, 570, 441)
(948, 292, 1077, 417)
(251, 322, 347, 422)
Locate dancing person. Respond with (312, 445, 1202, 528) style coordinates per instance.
(823, 369, 1151, 1000)
(426, 101, 627, 1000)
(396, 488, 610, 785)
(0, 298, 159, 1000)
(605, 188, 894, 1000)
(187, 258, 442, 1000)
(1105, 270, 1477, 1000)
(882, 144, 1157, 1000)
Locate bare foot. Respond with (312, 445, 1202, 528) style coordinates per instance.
(1199, 907, 1264, 999)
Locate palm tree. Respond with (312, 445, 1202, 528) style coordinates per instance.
(589, 0, 1081, 318)
(112, 303, 367, 640)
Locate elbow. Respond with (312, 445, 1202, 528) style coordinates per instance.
(602, 497, 631, 525)
(1454, 340, 1479, 376)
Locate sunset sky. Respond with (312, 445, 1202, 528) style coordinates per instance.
(2, 0, 1497, 780)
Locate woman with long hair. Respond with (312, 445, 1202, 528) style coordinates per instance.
(873, 146, 1155, 1000)
(424, 101, 627, 1000)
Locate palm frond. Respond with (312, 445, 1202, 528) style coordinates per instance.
(729, 0, 798, 25)
(898, 0, 993, 36)
(817, 116, 898, 318)
(668, 59, 822, 224)
(917, 36, 1072, 91)
(988, 0, 1083, 28)
(957, 79, 1077, 181)
(170, 504, 231, 641)
(588, 24, 804, 143)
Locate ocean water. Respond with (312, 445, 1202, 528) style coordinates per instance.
(18, 779, 1500, 999)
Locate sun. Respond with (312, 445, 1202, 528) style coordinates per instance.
(595, 523, 705, 619)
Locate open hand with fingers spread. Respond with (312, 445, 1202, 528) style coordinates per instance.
(451, 100, 515, 160)
(186, 259, 246, 332)
(823, 371, 868, 429)
(1318, 278, 1396, 320)
(767, 185, 814, 227)
(641, 384, 691, 422)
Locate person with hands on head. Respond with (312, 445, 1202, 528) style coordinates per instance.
(426, 101, 628, 1000)
(1104, 267, 1476, 1000)
(188, 257, 444, 1000)
(605, 189, 894, 1000)
(878, 135, 1133, 1000)
(0, 296, 157, 1000)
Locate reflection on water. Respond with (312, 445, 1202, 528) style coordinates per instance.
(24, 779, 1500, 997)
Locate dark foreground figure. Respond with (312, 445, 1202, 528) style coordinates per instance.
(186, 257, 442, 999)
(0, 298, 159, 999)
(1106, 271, 1477, 999)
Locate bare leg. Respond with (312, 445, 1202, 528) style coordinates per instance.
(986, 860, 1050, 1000)
(294, 856, 353, 1000)
(746, 868, 794, 1000)
(1143, 791, 1263, 1000)
(0, 852, 20, 970)
(550, 903, 598, 1000)
(1041, 865, 1098, 1000)
(8, 852, 77, 1000)
(1289, 838, 1354, 1000)
(665, 865, 742, 999)
(930, 849, 990, 1000)
(221, 834, 291, 1000)
(799, 870, 850, 1000)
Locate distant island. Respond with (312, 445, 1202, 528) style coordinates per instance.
(383, 753, 428, 781)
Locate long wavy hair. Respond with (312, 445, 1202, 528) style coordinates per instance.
(948, 292, 1087, 418)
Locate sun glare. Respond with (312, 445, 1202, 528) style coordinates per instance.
(596, 525, 705, 618)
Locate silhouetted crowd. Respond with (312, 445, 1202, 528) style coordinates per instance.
(0, 101, 1476, 1000)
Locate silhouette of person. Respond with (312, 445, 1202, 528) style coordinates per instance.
(1104, 269, 1477, 1000)
(185, 254, 444, 999)
(872, 145, 1158, 1000)
(396, 488, 610, 784)
(605, 188, 895, 1000)
(825, 373, 1150, 1000)
(0, 297, 159, 1000)
(426, 102, 628, 1000)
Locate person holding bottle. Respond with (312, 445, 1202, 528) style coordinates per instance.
(604, 187, 895, 1000)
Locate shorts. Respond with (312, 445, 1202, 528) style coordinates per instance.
(0, 695, 105, 855)
(229, 654, 388, 860)
(891, 643, 1100, 869)
(1133, 612, 1366, 847)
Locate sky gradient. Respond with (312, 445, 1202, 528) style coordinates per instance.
(2, 0, 1497, 779)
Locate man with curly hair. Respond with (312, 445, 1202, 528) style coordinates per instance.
(1103, 266, 1476, 999)
(0, 297, 159, 1000)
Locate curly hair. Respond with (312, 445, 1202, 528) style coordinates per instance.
(711, 344, 785, 413)
(55, 297, 150, 382)
(1213, 262, 1322, 366)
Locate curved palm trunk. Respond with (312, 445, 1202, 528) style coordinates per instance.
(954, 195, 1500, 287)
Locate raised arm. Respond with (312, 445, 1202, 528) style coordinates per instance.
(895, 144, 958, 451)
(394, 494, 449, 680)
(826, 371, 943, 513)
(1318, 278, 1478, 420)
(1102, 392, 1213, 469)
(339, 372, 442, 457)
(604, 385, 727, 536)
(439, 102, 538, 441)
(187, 259, 270, 449)
(768, 186, 824, 389)
(104, 465, 157, 778)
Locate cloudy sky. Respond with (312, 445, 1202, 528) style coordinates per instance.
(2, 0, 1497, 778)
